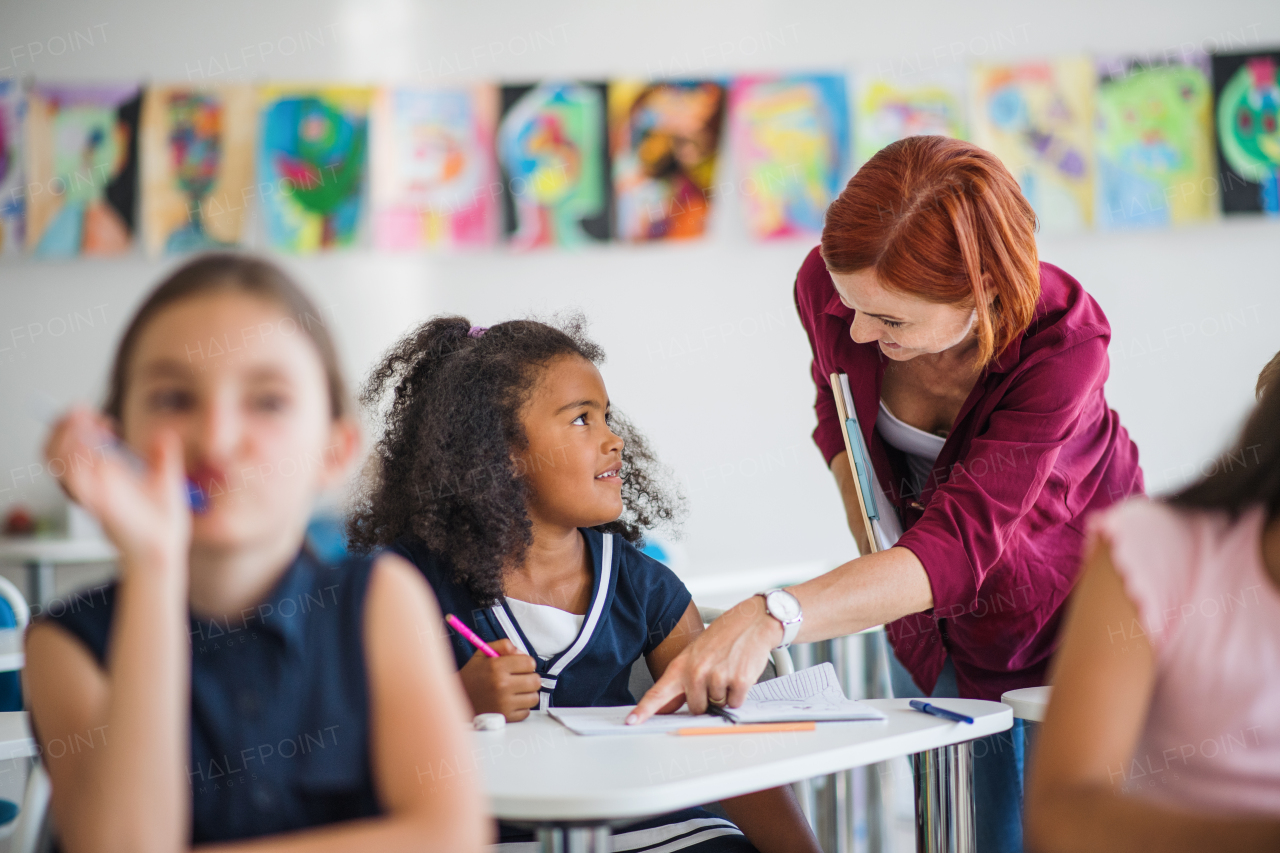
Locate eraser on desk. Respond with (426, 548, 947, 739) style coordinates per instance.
(474, 713, 506, 731)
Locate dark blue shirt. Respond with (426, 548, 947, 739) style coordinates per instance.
(393, 527, 691, 708)
(393, 529, 756, 852)
(42, 549, 382, 844)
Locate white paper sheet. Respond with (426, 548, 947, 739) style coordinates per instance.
(548, 706, 731, 736)
(547, 663, 885, 736)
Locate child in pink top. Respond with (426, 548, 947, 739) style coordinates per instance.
(1025, 361, 1280, 853)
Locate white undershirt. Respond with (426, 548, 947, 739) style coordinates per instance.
(504, 597, 585, 660)
(876, 399, 947, 498)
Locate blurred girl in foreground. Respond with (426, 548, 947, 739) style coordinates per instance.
(26, 255, 485, 853)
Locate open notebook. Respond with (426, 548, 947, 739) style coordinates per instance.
(548, 663, 886, 735)
(831, 372, 903, 553)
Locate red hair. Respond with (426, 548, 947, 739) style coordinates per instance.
(821, 136, 1040, 369)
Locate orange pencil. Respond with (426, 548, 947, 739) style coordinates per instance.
(675, 721, 816, 736)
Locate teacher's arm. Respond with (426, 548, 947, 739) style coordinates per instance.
(629, 547, 932, 721)
(632, 335, 1114, 723)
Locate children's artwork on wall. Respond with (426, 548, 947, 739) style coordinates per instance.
(25, 83, 141, 257)
(970, 58, 1095, 230)
(0, 81, 26, 254)
(853, 67, 967, 166)
(1094, 53, 1215, 228)
(258, 85, 371, 252)
(1212, 51, 1280, 215)
(140, 85, 255, 256)
(609, 80, 725, 242)
(370, 86, 500, 250)
(497, 81, 610, 249)
(728, 74, 850, 240)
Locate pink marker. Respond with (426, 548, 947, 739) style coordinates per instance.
(445, 613, 500, 658)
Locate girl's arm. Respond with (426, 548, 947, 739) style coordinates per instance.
(646, 603, 822, 853)
(1024, 538, 1280, 853)
(198, 553, 488, 853)
(25, 412, 193, 853)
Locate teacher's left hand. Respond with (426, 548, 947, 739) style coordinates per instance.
(628, 594, 784, 724)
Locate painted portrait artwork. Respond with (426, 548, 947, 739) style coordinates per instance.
(140, 85, 256, 255)
(25, 83, 142, 257)
(258, 85, 372, 252)
(728, 74, 850, 240)
(497, 81, 611, 249)
(610, 79, 725, 242)
(1213, 51, 1280, 215)
(370, 85, 500, 250)
(970, 58, 1096, 230)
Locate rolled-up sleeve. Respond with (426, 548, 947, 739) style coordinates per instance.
(897, 333, 1109, 613)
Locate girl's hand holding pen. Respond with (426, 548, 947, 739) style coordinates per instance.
(43, 407, 191, 572)
(458, 639, 541, 723)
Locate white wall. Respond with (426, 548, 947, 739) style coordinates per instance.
(2, 0, 1278, 582)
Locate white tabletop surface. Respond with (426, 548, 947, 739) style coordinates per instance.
(0, 537, 117, 564)
(477, 698, 1011, 822)
(0, 712, 36, 761)
(0, 629, 22, 672)
(1001, 686, 1051, 722)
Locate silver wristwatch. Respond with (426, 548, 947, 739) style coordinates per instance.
(757, 588, 803, 649)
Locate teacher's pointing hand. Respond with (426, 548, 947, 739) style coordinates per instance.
(628, 594, 783, 724)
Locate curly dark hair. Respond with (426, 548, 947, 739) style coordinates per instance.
(347, 314, 684, 605)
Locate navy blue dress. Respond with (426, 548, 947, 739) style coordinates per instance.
(42, 549, 381, 844)
(394, 528, 758, 853)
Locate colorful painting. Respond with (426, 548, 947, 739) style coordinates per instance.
(728, 74, 850, 240)
(497, 82, 610, 248)
(609, 80, 725, 242)
(970, 58, 1096, 230)
(258, 85, 371, 252)
(1213, 52, 1280, 216)
(25, 83, 141, 256)
(0, 81, 25, 254)
(140, 85, 255, 255)
(370, 85, 499, 250)
(854, 67, 966, 165)
(1094, 54, 1215, 228)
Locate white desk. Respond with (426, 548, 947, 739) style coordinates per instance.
(1001, 686, 1051, 723)
(0, 538, 117, 609)
(478, 698, 1011, 853)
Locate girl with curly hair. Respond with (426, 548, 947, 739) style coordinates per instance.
(349, 315, 820, 853)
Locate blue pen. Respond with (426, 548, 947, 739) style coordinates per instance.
(909, 700, 974, 724)
(107, 438, 208, 514)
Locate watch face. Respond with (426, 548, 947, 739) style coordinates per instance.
(767, 590, 800, 622)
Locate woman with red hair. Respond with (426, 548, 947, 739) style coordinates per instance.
(633, 136, 1144, 852)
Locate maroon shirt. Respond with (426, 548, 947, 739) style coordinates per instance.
(795, 246, 1144, 701)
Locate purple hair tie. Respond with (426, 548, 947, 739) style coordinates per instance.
(468, 326, 489, 338)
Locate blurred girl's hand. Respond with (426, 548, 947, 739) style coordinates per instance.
(43, 407, 191, 572)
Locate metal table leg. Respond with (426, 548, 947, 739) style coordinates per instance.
(26, 559, 54, 611)
(792, 630, 893, 852)
(912, 742, 975, 853)
(536, 825, 611, 853)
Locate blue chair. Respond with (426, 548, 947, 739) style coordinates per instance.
(0, 576, 31, 829)
(305, 514, 351, 564)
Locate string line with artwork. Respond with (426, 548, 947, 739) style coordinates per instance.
(0, 46, 1276, 258)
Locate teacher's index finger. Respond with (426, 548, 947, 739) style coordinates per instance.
(626, 666, 690, 725)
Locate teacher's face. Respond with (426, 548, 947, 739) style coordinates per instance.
(829, 268, 976, 361)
